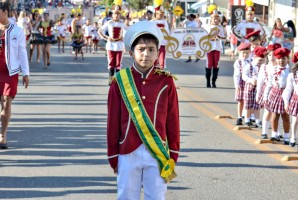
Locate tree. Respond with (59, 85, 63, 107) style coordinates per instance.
(126, 0, 153, 11)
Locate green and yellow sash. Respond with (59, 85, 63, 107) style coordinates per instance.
(115, 68, 176, 183)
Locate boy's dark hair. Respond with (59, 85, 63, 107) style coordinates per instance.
(249, 35, 261, 42)
(0, 1, 10, 13)
(131, 34, 159, 51)
(146, 10, 153, 15)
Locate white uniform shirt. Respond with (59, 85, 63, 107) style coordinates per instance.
(232, 20, 264, 43)
(57, 24, 67, 37)
(282, 71, 298, 106)
(152, 19, 170, 46)
(233, 59, 250, 88)
(91, 26, 100, 40)
(101, 20, 127, 51)
(205, 24, 226, 51)
(242, 62, 261, 85)
(264, 64, 290, 100)
(256, 63, 275, 97)
(82, 24, 93, 37)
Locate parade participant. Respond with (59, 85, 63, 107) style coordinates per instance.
(99, 0, 127, 85)
(232, 0, 265, 43)
(91, 21, 100, 53)
(67, 14, 74, 36)
(107, 20, 180, 199)
(71, 13, 82, 35)
(39, 11, 56, 69)
(242, 46, 267, 127)
(145, 10, 153, 21)
(0, 1, 30, 149)
(244, 30, 262, 61)
(233, 43, 251, 125)
(282, 53, 298, 147)
(264, 48, 291, 143)
(29, 9, 42, 62)
(205, 4, 226, 88)
(256, 43, 281, 138)
(282, 20, 296, 51)
(229, 33, 238, 59)
(56, 19, 67, 53)
(152, 0, 170, 69)
(71, 25, 84, 60)
(185, 14, 200, 63)
(17, 11, 31, 43)
(82, 19, 93, 53)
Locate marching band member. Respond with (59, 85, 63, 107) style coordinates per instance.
(233, 43, 251, 125)
(256, 43, 281, 138)
(56, 19, 67, 53)
(29, 9, 42, 62)
(39, 11, 56, 69)
(107, 20, 179, 199)
(99, 0, 128, 85)
(152, 0, 170, 69)
(242, 46, 267, 127)
(232, 0, 265, 43)
(82, 19, 93, 53)
(282, 52, 298, 147)
(91, 21, 100, 54)
(205, 4, 226, 88)
(264, 48, 291, 144)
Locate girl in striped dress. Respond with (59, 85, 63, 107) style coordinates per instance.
(233, 43, 251, 125)
(256, 43, 280, 139)
(242, 46, 267, 127)
(282, 53, 298, 147)
(264, 48, 291, 144)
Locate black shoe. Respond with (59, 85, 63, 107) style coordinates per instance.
(261, 134, 268, 139)
(244, 122, 250, 127)
(195, 58, 200, 62)
(207, 82, 211, 88)
(236, 118, 243, 125)
(270, 137, 276, 141)
(185, 59, 192, 62)
(0, 143, 8, 149)
(212, 82, 216, 88)
(290, 141, 296, 147)
(255, 122, 262, 128)
(284, 140, 290, 145)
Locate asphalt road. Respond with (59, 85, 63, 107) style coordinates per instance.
(1, 44, 298, 200)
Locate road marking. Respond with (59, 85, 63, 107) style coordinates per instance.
(178, 88, 298, 174)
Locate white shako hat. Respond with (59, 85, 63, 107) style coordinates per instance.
(124, 21, 164, 50)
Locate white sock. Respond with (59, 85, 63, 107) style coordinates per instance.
(262, 121, 270, 135)
(284, 133, 290, 140)
(245, 118, 250, 123)
(255, 119, 260, 124)
(271, 131, 277, 138)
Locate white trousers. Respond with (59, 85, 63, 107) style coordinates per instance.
(117, 144, 167, 200)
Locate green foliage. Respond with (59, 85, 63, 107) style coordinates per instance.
(126, 0, 153, 11)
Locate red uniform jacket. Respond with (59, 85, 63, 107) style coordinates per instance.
(107, 65, 180, 169)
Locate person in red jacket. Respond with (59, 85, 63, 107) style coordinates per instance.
(106, 20, 180, 199)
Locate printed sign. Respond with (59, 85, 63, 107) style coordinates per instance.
(231, 6, 245, 29)
(162, 28, 217, 59)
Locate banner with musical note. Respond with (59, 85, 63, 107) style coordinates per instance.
(163, 28, 214, 59)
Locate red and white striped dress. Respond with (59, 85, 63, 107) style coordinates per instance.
(242, 63, 260, 110)
(233, 59, 250, 101)
(265, 65, 290, 114)
(283, 71, 298, 117)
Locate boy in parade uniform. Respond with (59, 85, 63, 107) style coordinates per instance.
(152, 0, 170, 69)
(56, 19, 67, 53)
(205, 4, 226, 88)
(242, 46, 267, 127)
(107, 21, 180, 199)
(264, 48, 291, 144)
(233, 43, 251, 125)
(232, 0, 265, 43)
(256, 43, 281, 139)
(82, 19, 93, 53)
(99, 0, 128, 85)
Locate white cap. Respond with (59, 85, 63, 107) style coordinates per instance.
(124, 21, 164, 50)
